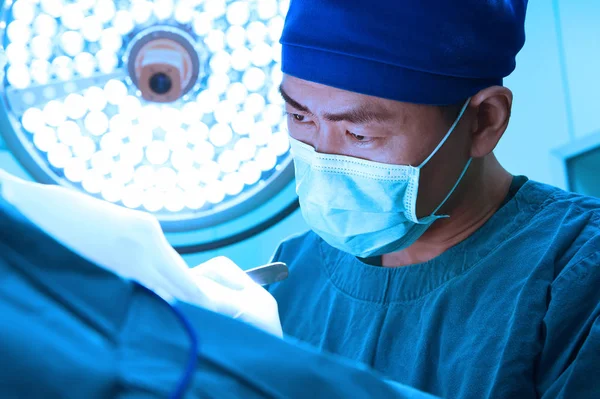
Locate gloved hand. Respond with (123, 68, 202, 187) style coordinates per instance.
(190, 256, 283, 338)
(0, 170, 283, 337)
(0, 169, 213, 309)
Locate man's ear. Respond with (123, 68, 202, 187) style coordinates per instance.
(468, 86, 513, 158)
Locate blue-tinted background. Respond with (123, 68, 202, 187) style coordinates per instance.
(1, 0, 599, 269)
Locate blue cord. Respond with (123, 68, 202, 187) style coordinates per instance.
(135, 284, 199, 399)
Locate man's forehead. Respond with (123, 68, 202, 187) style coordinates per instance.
(280, 74, 410, 117)
(282, 75, 380, 103)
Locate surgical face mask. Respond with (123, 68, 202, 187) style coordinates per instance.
(289, 98, 472, 258)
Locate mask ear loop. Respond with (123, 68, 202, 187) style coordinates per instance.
(432, 158, 473, 216)
(416, 97, 472, 217)
(418, 97, 471, 169)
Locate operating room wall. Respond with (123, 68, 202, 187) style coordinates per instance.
(1, 0, 598, 269)
(494, 0, 600, 190)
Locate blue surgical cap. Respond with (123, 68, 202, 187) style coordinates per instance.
(280, 0, 528, 105)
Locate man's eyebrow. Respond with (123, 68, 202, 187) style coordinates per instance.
(279, 85, 311, 113)
(322, 107, 392, 125)
(279, 84, 393, 125)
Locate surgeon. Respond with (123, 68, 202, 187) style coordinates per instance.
(260, 0, 600, 398)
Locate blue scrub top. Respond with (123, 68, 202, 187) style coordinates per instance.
(269, 178, 600, 398)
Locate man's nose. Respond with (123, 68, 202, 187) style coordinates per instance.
(312, 125, 345, 155)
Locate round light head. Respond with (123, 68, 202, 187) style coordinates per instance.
(0, 0, 293, 235)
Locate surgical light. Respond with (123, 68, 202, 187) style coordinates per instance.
(61, 4, 85, 30)
(47, 143, 73, 169)
(0, 0, 296, 248)
(51, 55, 74, 80)
(174, 4, 193, 25)
(33, 12, 58, 36)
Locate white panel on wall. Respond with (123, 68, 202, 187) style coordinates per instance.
(557, 0, 600, 139)
(496, 0, 571, 188)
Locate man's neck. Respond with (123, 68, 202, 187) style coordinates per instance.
(382, 156, 513, 267)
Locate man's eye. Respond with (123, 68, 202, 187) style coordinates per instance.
(291, 113, 305, 122)
(347, 131, 366, 141)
